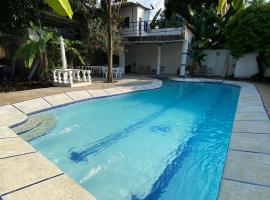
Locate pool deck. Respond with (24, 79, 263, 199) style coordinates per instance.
(0, 77, 162, 200)
(0, 76, 270, 199)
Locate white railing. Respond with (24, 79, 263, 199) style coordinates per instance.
(52, 69, 91, 86)
(75, 65, 125, 79)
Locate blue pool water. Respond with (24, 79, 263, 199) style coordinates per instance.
(29, 80, 240, 200)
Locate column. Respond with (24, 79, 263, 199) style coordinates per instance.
(60, 36, 67, 70)
(180, 40, 188, 77)
(156, 44, 161, 76)
(119, 45, 126, 74)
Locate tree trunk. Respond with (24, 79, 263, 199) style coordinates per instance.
(43, 49, 49, 80)
(107, 0, 113, 83)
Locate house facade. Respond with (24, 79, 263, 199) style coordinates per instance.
(119, 2, 192, 77)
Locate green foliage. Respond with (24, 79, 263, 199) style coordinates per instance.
(150, 8, 162, 29)
(44, 0, 73, 18)
(217, 0, 245, 16)
(0, 0, 44, 37)
(185, 4, 226, 49)
(164, 0, 215, 20)
(13, 24, 85, 79)
(187, 39, 207, 75)
(47, 37, 86, 68)
(13, 24, 54, 68)
(225, 1, 270, 72)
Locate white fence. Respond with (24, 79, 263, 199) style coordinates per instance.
(52, 69, 91, 87)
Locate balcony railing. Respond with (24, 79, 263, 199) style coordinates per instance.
(120, 20, 183, 38)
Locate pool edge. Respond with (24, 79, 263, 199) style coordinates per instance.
(0, 79, 162, 200)
(169, 77, 270, 200)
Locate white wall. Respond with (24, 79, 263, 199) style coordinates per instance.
(202, 49, 236, 77)
(234, 53, 258, 78)
(264, 68, 270, 78)
(125, 43, 181, 75)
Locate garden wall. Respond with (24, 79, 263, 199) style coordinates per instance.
(203, 50, 260, 78)
(234, 53, 259, 78)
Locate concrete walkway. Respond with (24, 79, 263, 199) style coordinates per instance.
(0, 75, 153, 106)
(255, 82, 270, 116)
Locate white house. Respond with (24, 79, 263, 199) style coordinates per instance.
(119, 2, 192, 77)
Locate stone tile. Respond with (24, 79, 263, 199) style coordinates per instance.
(218, 179, 270, 200)
(132, 85, 147, 91)
(185, 78, 200, 82)
(200, 78, 223, 83)
(65, 91, 92, 101)
(0, 105, 27, 127)
(2, 175, 96, 200)
(88, 89, 108, 97)
(230, 132, 270, 154)
(235, 112, 269, 121)
(0, 137, 35, 159)
(142, 84, 155, 89)
(13, 98, 51, 115)
(233, 120, 270, 133)
(170, 77, 185, 82)
(117, 86, 136, 93)
(0, 152, 62, 194)
(236, 105, 266, 113)
(238, 96, 262, 103)
(103, 87, 123, 95)
(223, 150, 270, 186)
(0, 126, 17, 138)
(151, 80, 162, 87)
(43, 94, 73, 107)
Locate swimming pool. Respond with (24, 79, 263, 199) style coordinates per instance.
(28, 80, 240, 200)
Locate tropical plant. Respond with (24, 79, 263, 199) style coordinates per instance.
(13, 24, 85, 79)
(47, 38, 86, 68)
(217, 0, 246, 17)
(224, 0, 270, 77)
(164, 0, 215, 20)
(44, 0, 73, 18)
(150, 8, 162, 29)
(188, 39, 207, 75)
(184, 4, 226, 49)
(13, 24, 53, 79)
(0, 0, 44, 38)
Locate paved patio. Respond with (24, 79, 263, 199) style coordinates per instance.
(255, 82, 270, 116)
(0, 75, 153, 106)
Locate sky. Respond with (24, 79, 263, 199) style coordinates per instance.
(130, 0, 165, 18)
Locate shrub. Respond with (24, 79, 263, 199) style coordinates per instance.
(225, 2, 270, 76)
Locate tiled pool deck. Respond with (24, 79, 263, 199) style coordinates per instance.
(0, 77, 269, 199)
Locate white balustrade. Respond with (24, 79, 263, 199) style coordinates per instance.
(52, 69, 91, 86)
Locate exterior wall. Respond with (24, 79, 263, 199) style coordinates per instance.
(125, 43, 181, 75)
(202, 49, 236, 77)
(234, 53, 258, 78)
(264, 68, 270, 78)
(120, 6, 136, 22)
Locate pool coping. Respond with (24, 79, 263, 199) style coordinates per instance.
(1, 78, 269, 199)
(0, 79, 162, 200)
(170, 77, 270, 200)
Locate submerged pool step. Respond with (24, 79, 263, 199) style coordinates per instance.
(12, 114, 56, 141)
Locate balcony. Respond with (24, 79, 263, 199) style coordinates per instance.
(121, 20, 183, 43)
